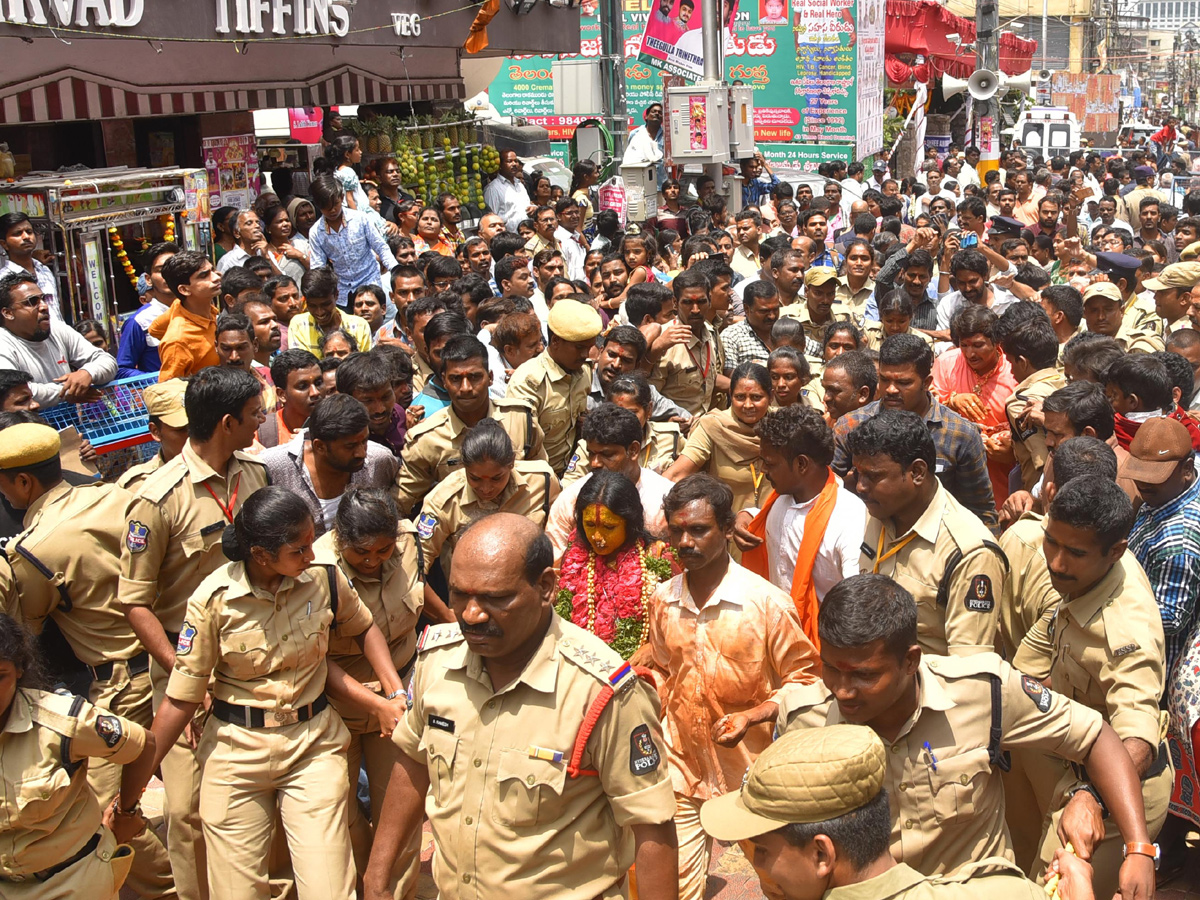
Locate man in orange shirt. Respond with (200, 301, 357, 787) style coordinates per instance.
(156, 251, 221, 380)
(641, 472, 819, 900)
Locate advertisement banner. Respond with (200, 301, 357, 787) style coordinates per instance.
(202, 135, 259, 211)
(492, 0, 880, 158)
(1050, 73, 1121, 134)
(638, 0, 740, 80)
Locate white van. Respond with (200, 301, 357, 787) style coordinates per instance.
(1011, 107, 1081, 154)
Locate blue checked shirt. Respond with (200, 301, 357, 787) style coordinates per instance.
(308, 207, 398, 308)
(1128, 475, 1200, 672)
(831, 397, 998, 533)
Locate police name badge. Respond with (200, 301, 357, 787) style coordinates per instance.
(126, 520, 149, 553)
(629, 724, 661, 776)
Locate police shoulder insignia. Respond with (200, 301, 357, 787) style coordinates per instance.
(965, 574, 995, 613)
(1020, 674, 1053, 713)
(565, 453, 579, 473)
(416, 512, 437, 541)
(95, 715, 123, 748)
(1114, 643, 1139, 657)
(629, 724, 661, 776)
(126, 520, 149, 554)
(860, 541, 876, 561)
(176, 621, 197, 656)
(417, 622, 464, 653)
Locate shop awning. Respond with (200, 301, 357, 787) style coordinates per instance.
(885, 0, 1038, 84)
(0, 41, 465, 126)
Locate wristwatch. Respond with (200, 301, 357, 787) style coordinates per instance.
(1064, 783, 1108, 819)
(1122, 842, 1161, 870)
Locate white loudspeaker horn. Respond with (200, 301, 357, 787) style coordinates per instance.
(967, 69, 1000, 100)
(1001, 71, 1034, 96)
(943, 73, 972, 99)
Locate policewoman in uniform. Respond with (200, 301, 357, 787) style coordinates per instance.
(416, 419, 559, 580)
(0, 613, 154, 899)
(562, 372, 682, 487)
(121, 487, 407, 900)
(316, 489, 425, 899)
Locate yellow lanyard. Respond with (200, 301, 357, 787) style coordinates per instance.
(872, 530, 918, 574)
(749, 461, 764, 493)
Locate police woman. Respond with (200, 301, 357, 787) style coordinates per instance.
(117, 487, 405, 900)
(0, 614, 153, 898)
(317, 488, 425, 898)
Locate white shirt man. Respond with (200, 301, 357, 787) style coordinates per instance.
(483, 174, 533, 233)
(0, 321, 117, 407)
(761, 486, 867, 600)
(0, 258, 64, 324)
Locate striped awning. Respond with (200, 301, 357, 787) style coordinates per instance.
(0, 63, 465, 125)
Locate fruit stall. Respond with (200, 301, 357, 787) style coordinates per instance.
(344, 111, 502, 211)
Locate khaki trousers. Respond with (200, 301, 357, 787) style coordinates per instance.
(197, 704, 356, 900)
(346, 730, 421, 900)
(88, 662, 176, 899)
(7, 827, 133, 900)
(150, 658, 208, 900)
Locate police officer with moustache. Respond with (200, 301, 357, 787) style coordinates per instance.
(768, 574, 1155, 899)
(363, 513, 678, 900)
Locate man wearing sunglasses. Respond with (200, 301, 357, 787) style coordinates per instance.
(0, 272, 115, 405)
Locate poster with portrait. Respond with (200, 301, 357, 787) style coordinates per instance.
(638, 0, 739, 81)
(202, 135, 259, 210)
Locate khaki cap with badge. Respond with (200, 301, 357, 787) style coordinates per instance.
(700, 724, 886, 841)
(804, 266, 839, 288)
(0, 422, 61, 469)
(1143, 262, 1200, 292)
(1083, 281, 1123, 304)
(143, 378, 189, 428)
(1120, 416, 1195, 483)
(547, 299, 603, 342)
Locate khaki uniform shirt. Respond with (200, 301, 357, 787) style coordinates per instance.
(649, 321, 721, 416)
(116, 453, 165, 491)
(119, 441, 269, 635)
(860, 483, 1007, 657)
(1116, 323, 1166, 354)
(778, 300, 852, 359)
(393, 617, 676, 900)
(7, 481, 140, 666)
(1016, 554, 1165, 750)
(561, 422, 683, 488)
(395, 399, 547, 514)
(316, 525, 424, 733)
(167, 561, 374, 711)
(837, 276, 875, 323)
(865, 324, 934, 352)
(678, 408, 772, 515)
(1005, 368, 1067, 492)
(413, 355, 435, 395)
(0, 688, 146, 879)
(649, 561, 819, 800)
(997, 512, 1058, 675)
(778, 654, 1104, 877)
(416, 460, 560, 577)
(505, 352, 592, 474)
(1121, 292, 1165, 337)
(823, 861, 1042, 899)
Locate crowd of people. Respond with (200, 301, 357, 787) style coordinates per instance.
(3, 117, 1200, 900)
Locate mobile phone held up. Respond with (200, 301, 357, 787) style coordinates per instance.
(960, 232, 979, 248)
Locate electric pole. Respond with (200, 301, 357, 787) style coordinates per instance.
(599, 0, 629, 155)
(975, 0, 1000, 176)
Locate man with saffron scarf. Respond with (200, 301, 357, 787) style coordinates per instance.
(733, 405, 866, 645)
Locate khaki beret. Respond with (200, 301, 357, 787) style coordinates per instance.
(804, 266, 839, 288)
(1181, 240, 1200, 262)
(547, 299, 603, 342)
(1083, 281, 1123, 304)
(699, 725, 887, 842)
(1144, 261, 1200, 291)
(0, 423, 61, 470)
(143, 378, 189, 429)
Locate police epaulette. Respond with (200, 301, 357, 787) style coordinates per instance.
(558, 636, 623, 684)
(416, 623, 464, 653)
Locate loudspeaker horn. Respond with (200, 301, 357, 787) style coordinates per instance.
(943, 73, 972, 99)
(1001, 71, 1035, 97)
(967, 69, 1001, 100)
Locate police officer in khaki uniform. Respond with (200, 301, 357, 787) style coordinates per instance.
(1096, 251, 1163, 337)
(416, 420, 559, 580)
(1084, 282, 1165, 355)
(505, 300, 599, 474)
(1002, 324, 1067, 492)
(121, 487, 405, 900)
(0, 614, 152, 899)
(701, 724, 1053, 900)
(363, 513, 678, 900)
(1014, 475, 1169, 898)
(316, 489, 426, 899)
(769, 575, 1155, 898)
(118, 367, 270, 900)
(778, 267, 853, 361)
(396, 335, 546, 515)
(0, 424, 174, 898)
(650, 268, 727, 416)
(848, 411, 1008, 657)
(118, 379, 191, 491)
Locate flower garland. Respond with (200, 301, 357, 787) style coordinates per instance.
(108, 227, 137, 289)
(554, 535, 675, 659)
(160, 213, 175, 244)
